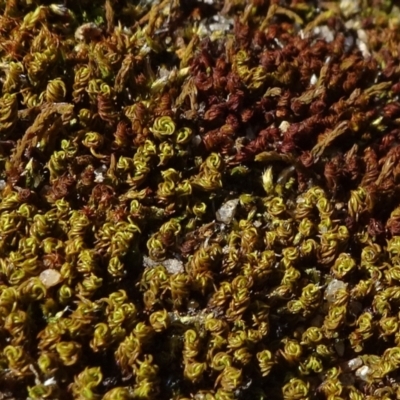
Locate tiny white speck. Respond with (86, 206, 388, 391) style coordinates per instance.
(274, 38, 284, 48)
(94, 165, 107, 183)
(310, 74, 318, 85)
(356, 39, 371, 59)
(44, 377, 57, 386)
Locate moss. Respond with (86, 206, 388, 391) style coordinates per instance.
(0, 0, 400, 399)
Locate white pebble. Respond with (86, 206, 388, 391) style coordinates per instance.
(355, 365, 370, 381)
(356, 39, 371, 59)
(347, 358, 363, 371)
(143, 256, 184, 274)
(313, 26, 334, 43)
(39, 269, 62, 288)
(163, 259, 184, 275)
(94, 165, 107, 183)
(340, 0, 360, 18)
(216, 199, 239, 224)
(143, 256, 158, 267)
(209, 23, 231, 33)
(357, 29, 368, 43)
(325, 279, 347, 303)
(44, 377, 57, 386)
(279, 120, 291, 133)
(310, 74, 318, 85)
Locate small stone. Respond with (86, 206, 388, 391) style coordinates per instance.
(94, 165, 107, 183)
(143, 256, 158, 267)
(163, 259, 184, 275)
(356, 39, 371, 59)
(355, 365, 370, 381)
(310, 74, 318, 85)
(313, 25, 334, 43)
(44, 377, 57, 386)
(158, 66, 170, 79)
(209, 23, 232, 33)
(216, 199, 239, 224)
(340, 0, 360, 18)
(347, 358, 363, 371)
(143, 256, 184, 274)
(39, 269, 62, 288)
(279, 121, 291, 133)
(357, 29, 368, 44)
(325, 279, 347, 303)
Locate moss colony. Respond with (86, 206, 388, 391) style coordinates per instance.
(2, 0, 400, 399)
